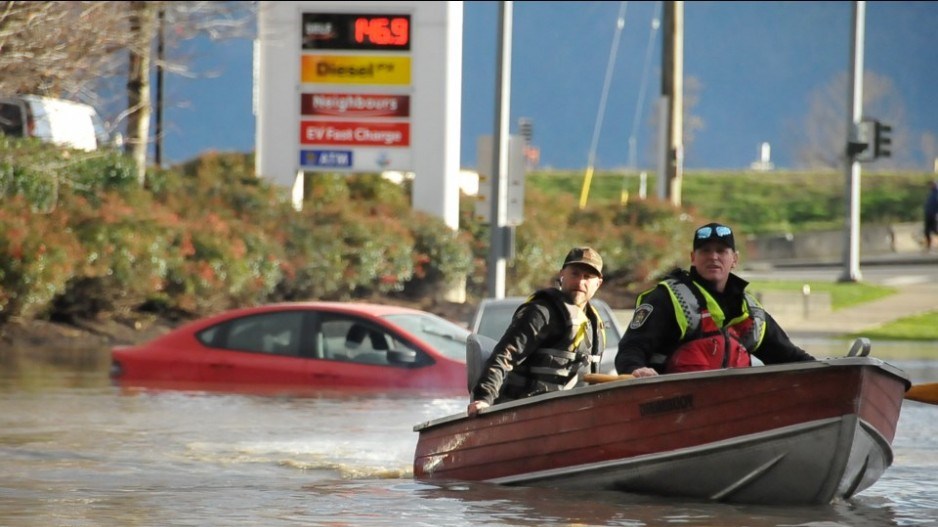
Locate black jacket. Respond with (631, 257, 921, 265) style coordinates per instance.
(615, 267, 815, 374)
(472, 288, 605, 405)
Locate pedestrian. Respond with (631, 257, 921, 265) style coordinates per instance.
(924, 181, 938, 251)
(615, 222, 815, 378)
(467, 247, 607, 417)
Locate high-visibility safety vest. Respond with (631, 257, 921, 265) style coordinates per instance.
(646, 277, 766, 373)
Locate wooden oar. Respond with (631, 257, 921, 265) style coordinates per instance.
(905, 383, 938, 405)
(584, 373, 634, 384)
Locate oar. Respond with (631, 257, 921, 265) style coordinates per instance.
(905, 383, 938, 405)
(584, 373, 634, 384)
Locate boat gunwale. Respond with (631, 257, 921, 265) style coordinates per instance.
(413, 356, 910, 432)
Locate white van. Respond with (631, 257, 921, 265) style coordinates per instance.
(0, 94, 117, 151)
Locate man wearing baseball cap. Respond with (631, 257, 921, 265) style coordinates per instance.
(468, 247, 606, 416)
(616, 222, 814, 378)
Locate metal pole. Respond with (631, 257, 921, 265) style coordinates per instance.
(661, 1, 683, 207)
(154, 6, 165, 168)
(486, 1, 512, 299)
(840, 1, 865, 283)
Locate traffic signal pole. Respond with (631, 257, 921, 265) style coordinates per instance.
(840, 1, 865, 283)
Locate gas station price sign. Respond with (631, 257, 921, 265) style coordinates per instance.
(302, 13, 411, 51)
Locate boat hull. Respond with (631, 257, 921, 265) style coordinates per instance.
(413, 358, 909, 505)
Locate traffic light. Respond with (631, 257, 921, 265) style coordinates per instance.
(874, 120, 892, 158)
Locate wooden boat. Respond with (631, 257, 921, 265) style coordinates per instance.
(413, 356, 911, 505)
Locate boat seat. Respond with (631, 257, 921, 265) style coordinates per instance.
(466, 333, 499, 393)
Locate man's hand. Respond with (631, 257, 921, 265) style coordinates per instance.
(467, 400, 490, 417)
(630, 367, 658, 378)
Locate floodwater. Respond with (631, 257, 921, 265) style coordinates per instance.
(1, 339, 936, 527)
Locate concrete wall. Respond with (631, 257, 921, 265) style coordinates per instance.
(743, 222, 922, 264)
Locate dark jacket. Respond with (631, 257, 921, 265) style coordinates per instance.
(471, 288, 605, 405)
(925, 186, 938, 216)
(615, 267, 814, 374)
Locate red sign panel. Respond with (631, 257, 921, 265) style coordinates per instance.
(301, 93, 410, 118)
(300, 121, 410, 147)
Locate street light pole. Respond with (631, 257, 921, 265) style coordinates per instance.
(840, 1, 865, 283)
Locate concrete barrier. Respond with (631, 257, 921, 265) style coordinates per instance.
(744, 222, 922, 264)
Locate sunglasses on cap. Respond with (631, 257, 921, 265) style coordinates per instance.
(696, 225, 732, 239)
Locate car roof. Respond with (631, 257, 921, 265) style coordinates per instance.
(218, 301, 433, 317)
(166, 301, 451, 334)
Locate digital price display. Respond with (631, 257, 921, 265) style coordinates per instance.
(302, 13, 411, 51)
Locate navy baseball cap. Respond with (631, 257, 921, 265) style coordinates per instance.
(693, 223, 735, 251)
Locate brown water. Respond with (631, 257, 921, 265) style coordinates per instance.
(1, 344, 936, 527)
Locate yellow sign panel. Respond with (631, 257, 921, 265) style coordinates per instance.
(301, 55, 411, 85)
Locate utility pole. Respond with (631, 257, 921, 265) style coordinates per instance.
(840, 1, 865, 283)
(154, 6, 165, 168)
(486, 1, 512, 299)
(660, 1, 683, 207)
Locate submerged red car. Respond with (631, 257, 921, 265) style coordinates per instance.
(110, 302, 470, 392)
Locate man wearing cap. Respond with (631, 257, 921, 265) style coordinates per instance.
(616, 222, 814, 378)
(467, 247, 607, 417)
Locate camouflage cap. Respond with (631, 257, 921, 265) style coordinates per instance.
(562, 247, 603, 277)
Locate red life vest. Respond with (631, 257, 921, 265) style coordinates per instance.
(666, 311, 753, 372)
(656, 277, 765, 374)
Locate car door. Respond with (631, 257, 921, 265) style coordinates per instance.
(309, 313, 429, 388)
(195, 310, 312, 384)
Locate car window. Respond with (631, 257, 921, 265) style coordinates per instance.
(383, 313, 469, 362)
(0, 101, 25, 136)
(474, 303, 519, 341)
(197, 311, 304, 357)
(319, 316, 417, 366)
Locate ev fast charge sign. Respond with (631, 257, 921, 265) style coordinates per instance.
(298, 12, 413, 171)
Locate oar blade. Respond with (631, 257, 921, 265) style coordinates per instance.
(905, 383, 938, 405)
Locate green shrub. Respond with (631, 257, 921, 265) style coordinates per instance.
(1, 144, 930, 333)
(0, 197, 82, 321)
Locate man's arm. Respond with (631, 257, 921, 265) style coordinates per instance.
(753, 312, 816, 364)
(615, 287, 680, 375)
(470, 301, 551, 407)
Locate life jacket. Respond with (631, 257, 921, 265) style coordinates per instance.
(501, 288, 606, 400)
(649, 276, 766, 374)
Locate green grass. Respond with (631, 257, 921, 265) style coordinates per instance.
(748, 279, 938, 343)
(747, 280, 897, 311)
(851, 311, 938, 341)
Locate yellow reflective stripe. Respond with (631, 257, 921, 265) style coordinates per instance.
(662, 285, 689, 340)
(571, 309, 588, 349)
